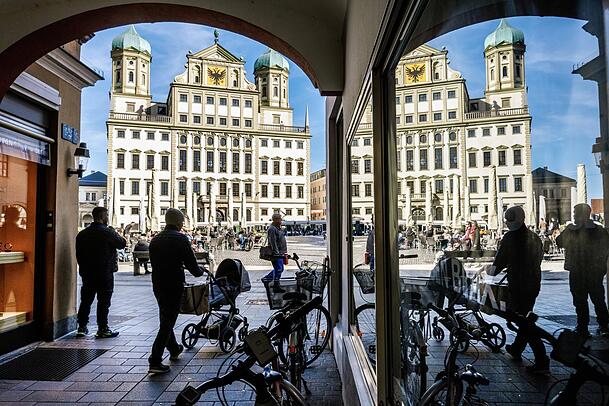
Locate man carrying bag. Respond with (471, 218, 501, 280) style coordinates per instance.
(261, 214, 287, 291)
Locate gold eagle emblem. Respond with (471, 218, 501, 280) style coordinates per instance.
(207, 67, 226, 85)
(405, 64, 426, 83)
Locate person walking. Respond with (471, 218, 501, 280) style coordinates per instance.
(262, 213, 287, 285)
(488, 206, 549, 373)
(366, 226, 375, 271)
(556, 203, 609, 337)
(75, 207, 126, 338)
(148, 208, 204, 374)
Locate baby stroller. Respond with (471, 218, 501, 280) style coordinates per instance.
(181, 258, 251, 353)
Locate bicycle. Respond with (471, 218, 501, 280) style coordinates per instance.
(175, 296, 324, 406)
(419, 296, 490, 406)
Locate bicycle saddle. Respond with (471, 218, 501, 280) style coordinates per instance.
(283, 292, 308, 302)
(263, 369, 283, 384)
(459, 365, 489, 386)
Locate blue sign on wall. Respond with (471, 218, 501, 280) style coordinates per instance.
(61, 124, 79, 145)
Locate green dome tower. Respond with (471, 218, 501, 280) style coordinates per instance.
(484, 19, 526, 94)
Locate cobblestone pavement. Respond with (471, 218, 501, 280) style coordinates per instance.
(1, 236, 607, 405)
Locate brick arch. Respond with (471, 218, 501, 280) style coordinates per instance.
(0, 2, 319, 99)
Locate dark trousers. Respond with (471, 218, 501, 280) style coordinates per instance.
(570, 272, 609, 329)
(77, 274, 114, 329)
(149, 289, 182, 365)
(509, 291, 548, 363)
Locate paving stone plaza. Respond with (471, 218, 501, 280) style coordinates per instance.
(0, 236, 607, 405)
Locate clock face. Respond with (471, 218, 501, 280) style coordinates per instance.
(405, 63, 426, 83)
(207, 66, 227, 86)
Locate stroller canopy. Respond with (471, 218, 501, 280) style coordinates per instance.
(215, 258, 251, 293)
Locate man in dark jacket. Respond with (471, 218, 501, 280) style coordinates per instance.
(76, 206, 126, 338)
(148, 208, 203, 374)
(262, 213, 287, 282)
(556, 203, 609, 337)
(489, 206, 548, 373)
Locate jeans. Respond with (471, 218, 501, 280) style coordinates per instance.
(263, 258, 285, 281)
(239, 236, 245, 250)
(149, 290, 182, 365)
(77, 274, 114, 329)
(509, 290, 548, 363)
(369, 254, 375, 272)
(570, 272, 609, 329)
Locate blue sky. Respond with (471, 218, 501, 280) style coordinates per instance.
(81, 16, 602, 197)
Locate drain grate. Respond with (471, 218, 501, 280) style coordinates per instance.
(0, 348, 107, 381)
(246, 299, 268, 305)
(542, 315, 597, 327)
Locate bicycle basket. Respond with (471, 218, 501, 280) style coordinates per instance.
(263, 276, 314, 310)
(353, 267, 375, 294)
(301, 260, 329, 294)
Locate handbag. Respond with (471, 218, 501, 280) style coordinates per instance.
(259, 245, 274, 261)
(180, 282, 209, 315)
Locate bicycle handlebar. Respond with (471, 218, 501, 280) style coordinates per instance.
(266, 296, 323, 341)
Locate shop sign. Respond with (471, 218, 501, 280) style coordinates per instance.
(0, 126, 50, 166)
(61, 123, 79, 145)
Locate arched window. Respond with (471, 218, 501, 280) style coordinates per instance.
(180, 135, 187, 144)
(194, 66, 201, 83)
(246, 209, 252, 222)
(194, 136, 201, 145)
(449, 132, 457, 141)
(128, 71, 134, 83)
(232, 138, 239, 148)
(141, 73, 146, 85)
(262, 86, 267, 97)
(220, 137, 227, 147)
(502, 66, 508, 77)
(283, 89, 286, 98)
(516, 65, 521, 78)
(233, 209, 239, 222)
(245, 139, 252, 148)
(273, 86, 279, 97)
(419, 134, 427, 144)
(406, 136, 413, 145)
(115, 70, 121, 84)
(434, 133, 442, 142)
(435, 207, 443, 220)
(207, 136, 214, 146)
(490, 68, 494, 80)
(233, 69, 239, 87)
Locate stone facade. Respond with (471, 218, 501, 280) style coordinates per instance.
(310, 168, 326, 220)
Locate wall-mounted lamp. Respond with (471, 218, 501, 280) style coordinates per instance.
(67, 142, 90, 178)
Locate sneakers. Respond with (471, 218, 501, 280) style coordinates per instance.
(526, 360, 550, 374)
(148, 363, 170, 374)
(76, 326, 88, 337)
(504, 344, 522, 362)
(574, 326, 591, 338)
(169, 345, 184, 361)
(95, 327, 120, 339)
(597, 326, 609, 337)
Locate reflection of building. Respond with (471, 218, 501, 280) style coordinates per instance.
(532, 167, 575, 224)
(592, 198, 604, 219)
(310, 169, 326, 220)
(78, 171, 107, 228)
(352, 19, 533, 226)
(0, 40, 102, 354)
(107, 27, 310, 229)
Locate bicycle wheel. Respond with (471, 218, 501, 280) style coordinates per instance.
(402, 320, 427, 406)
(276, 379, 306, 405)
(354, 303, 377, 366)
(278, 304, 332, 367)
(419, 376, 463, 406)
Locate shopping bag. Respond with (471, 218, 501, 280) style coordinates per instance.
(259, 245, 274, 261)
(180, 282, 209, 315)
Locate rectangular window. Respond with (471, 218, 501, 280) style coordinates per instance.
(514, 149, 522, 165)
(448, 111, 457, 119)
(117, 153, 125, 169)
(395, 95, 400, 104)
(131, 180, 139, 195)
(273, 140, 280, 148)
(420, 149, 428, 170)
(396, 116, 401, 125)
(468, 152, 477, 168)
(179, 149, 187, 171)
(232, 183, 240, 197)
(206, 96, 214, 104)
(219, 97, 227, 106)
(406, 150, 414, 171)
(364, 138, 371, 146)
(273, 185, 280, 198)
(161, 155, 169, 170)
(245, 119, 252, 127)
(245, 100, 252, 108)
(419, 114, 427, 122)
(432, 92, 441, 100)
(514, 176, 523, 192)
(497, 127, 506, 135)
(364, 159, 372, 173)
(351, 184, 360, 197)
(498, 150, 506, 166)
(434, 147, 443, 169)
(365, 183, 372, 197)
(273, 160, 280, 175)
(232, 118, 240, 126)
(405, 95, 413, 103)
(405, 115, 413, 123)
(469, 179, 478, 193)
(297, 186, 304, 199)
(261, 184, 268, 198)
(193, 95, 201, 103)
(420, 180, 426, 194)
(146, 154, 154, 170)
(351, 159, 359, 174)
(467, 129, 476, 138)
(160, 181, 169, 196)
(178, 181, 186, 195)
(447, 90, 456, 99)
(482, 128, 491, 136)
(435, 179, 444, 193)
(232, 152, 240, 173)
(161, 132, 169, 141)
(131, 207, 139, 215)
(219, 182, 227, 196)
(147, 132, 155, 140)
(433, 112, 442, 121)
(298, 209, 304, 216)
(513, 125, 522, 134)
(483, 151, 491, 167)
(207, 151, 214, 172)
(117, 130, 125, 138)
(285, 185, 292, 198)
(285, 140, 292, 148)
(261, 139, 268, 147)
(119, 180, 125, 195)
(297, 162, 304, 176)
(179, 94, 188, 102)
(245, 183, 252, 197)
(449, 146, 458, 169)
(499, 177, 508, 193)
(261, 208, 268, 216)
(297, 141, 304, 149)
(193, 116, 201, 124)
(484, 178, 489, 193)
(418, 93, 427, 102)
(179, 115, 187, 123)
(132, 131, 140, 139)
(193, 150, 201, 171)
(131, 153, 140, 169)
(206, 117, 214, 125)
(232, 99, 240, 106)
(261, 160, 268, 174)
(285, 161, 292, 175)
(245, 153, 252, 173)
(219, 152, 227, 172)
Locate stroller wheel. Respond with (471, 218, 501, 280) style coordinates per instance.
(182, 323, 200, 349)
(238, 325, 248, 341)
(219, 327, 236, 353)
(481, 322, 506, 352)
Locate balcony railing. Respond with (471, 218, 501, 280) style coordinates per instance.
(258, 124, 308, 133)
(357, 123, 373, 130)
(108, 112, 171, 123)
(464, 107, 529, 120)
